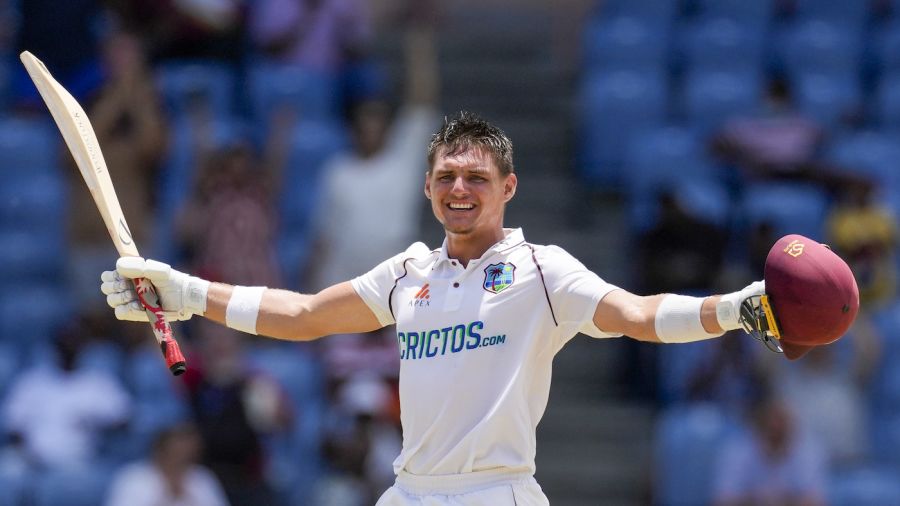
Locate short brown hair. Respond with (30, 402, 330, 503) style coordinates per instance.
(427, 111, 514, 175)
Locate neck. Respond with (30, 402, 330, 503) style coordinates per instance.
(445, 227, 506, 267)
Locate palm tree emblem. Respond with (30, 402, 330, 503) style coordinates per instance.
(483, 263, 515, 293)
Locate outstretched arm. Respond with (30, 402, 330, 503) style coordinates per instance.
(204, 281, 382, 340)
(101, 258, 383, 341)
(593, 282, 765, 343)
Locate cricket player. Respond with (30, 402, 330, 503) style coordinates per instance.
(101, 111, 765, 505)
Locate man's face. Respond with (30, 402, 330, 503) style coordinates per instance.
(425, 146, 516, 236)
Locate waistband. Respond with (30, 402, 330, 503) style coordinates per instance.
(395, 468, 534, 496)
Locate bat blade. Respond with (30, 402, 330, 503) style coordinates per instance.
(20, 51, 186, 375)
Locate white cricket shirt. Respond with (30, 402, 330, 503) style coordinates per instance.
(351, 228, 622, 476)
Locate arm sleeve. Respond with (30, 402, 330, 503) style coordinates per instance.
(350, 242, 431, 326)
(535, 245, 623, 343)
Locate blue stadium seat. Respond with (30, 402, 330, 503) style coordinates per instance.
(278, 120, 348, 287)
(693, 0, 774, 28)
(578, 70, 667, 186)
(829, 468, 900, 506)
(0, 171, 67, 233)
(874, 72, 900, 129)
(793, 0, 869, 29)
(0, 117, 59, 171)
(623, 125, 721, 230)
(793, 72, 861, 128)
(740, 183, 829, 239)
(681, 17, 765, 73)
(0, 285, 66, 351)
(827, 131, 900, 194)
(0, 231, 63, 282)
(33, 468, 112, 506)
(156, 61, 236, 119)
(0, 473, 25, 506)
(77, 341, 125, 378)
(655, 403, 733, 506)
(681, 69, 761, 133)
(249, 63, 338, 124)
(600, 0, 679, 26)
(876, 23, 900, 72)
(782, 21, 862, 76)
(583, 16, 668, 71)
(656, 340, 719, 404)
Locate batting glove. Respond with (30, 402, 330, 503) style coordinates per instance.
(715, 280, 766, 331)
(100, 257, 210, 322)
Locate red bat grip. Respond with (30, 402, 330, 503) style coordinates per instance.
(133, 277, 187, 375)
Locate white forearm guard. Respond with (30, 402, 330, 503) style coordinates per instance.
(654, 295, 723, 343)
(225, 286, 267, 335)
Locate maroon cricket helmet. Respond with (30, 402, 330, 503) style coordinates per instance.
(763, 234, 860, 360)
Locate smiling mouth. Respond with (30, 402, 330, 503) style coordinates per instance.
(447, 202, 475, 211)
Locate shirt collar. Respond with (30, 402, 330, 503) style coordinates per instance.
(436, 228, 526, 266)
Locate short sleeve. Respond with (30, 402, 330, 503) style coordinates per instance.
(534, 245, 622, 341)
(351, 242, 431, 327)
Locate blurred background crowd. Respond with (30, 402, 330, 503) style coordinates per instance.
(0, 0, 899, 504)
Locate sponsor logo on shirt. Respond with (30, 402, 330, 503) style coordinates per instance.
(397, 321, 507, 359)
(483, 262, 516, 294)
(410, 283, 431, 307)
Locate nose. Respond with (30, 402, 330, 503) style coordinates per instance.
(451, 176, 468, 195)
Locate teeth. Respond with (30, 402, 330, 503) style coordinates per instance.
(449, 203, 474, 210)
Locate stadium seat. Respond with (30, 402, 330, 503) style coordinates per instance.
(0, 473, 24, 506)
(827, 130, 900, 195)
(623, 126, 722, 230)
(681, 17, 765, 73)
(248, 63, 338, 125)
(793, 72, 861, 128)
(156, 61, 236, 119)
(876, 23, 900, 72)
(793, 0, 869, 29)
(578, 70, 667, 186)
(874, 72, 900, 129)
(654, 403, 733, 505)
(0, 285, 67, 351)
(0, 231, 63, 282)
(583, 16, 668, 71)
(33, 468, 112, 506)
(656, 340, 719, 404)
(782, 21, 862, 76)
(277, 119, 348, 287)
(681, 69, 761, 133)
(0, 117, 59, 171)
(740, 182, 830, 240)
(0, 171, 67, 233)
(829, 468, 900, 506)
(599, 0, 678, 27)
(77, 341, 124, 379)
(693, 0, 774, 27)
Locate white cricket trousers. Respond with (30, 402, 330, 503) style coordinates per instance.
(375, 468, 550, 506)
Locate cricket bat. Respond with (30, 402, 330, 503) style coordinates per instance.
(20, 51, 187, 375)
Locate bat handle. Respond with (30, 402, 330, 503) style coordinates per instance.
(133, 277, 187, 376)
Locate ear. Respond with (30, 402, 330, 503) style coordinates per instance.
(424, 171, 432, 199)
(503, 173, 517, 202)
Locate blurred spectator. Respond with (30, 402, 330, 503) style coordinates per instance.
(307, 22, 439, 290)
(175, 117, 288, 287)
(826, 178, 897, 309)
(685, 336, 765, 417)
(636, 190, 727, 294)
(314, 375, 401, 506)
(68, 28, 167, 311)
(712, 393, 827, 506)
(249, 0, 371, 74)
(779, 340, 877, 470)
(109, 0, 245, 63)
(105, 422, 229, 506)
(183, 320, 291, 506)
(712, 77, 824, 182)
(0, 318, 131, 470)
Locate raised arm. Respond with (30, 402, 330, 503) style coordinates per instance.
(593, 282, 765, 344)
(100, 258, 384, 342)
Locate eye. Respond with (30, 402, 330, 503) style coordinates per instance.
(439, 175, 453, 182)
(469, 175, 486, 182)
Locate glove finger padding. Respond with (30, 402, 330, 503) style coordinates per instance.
(115, 256, 149, 279)
(100, 272, 132, 296)
(115, 301, 149, 322)
(106, 289, 137, 308)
